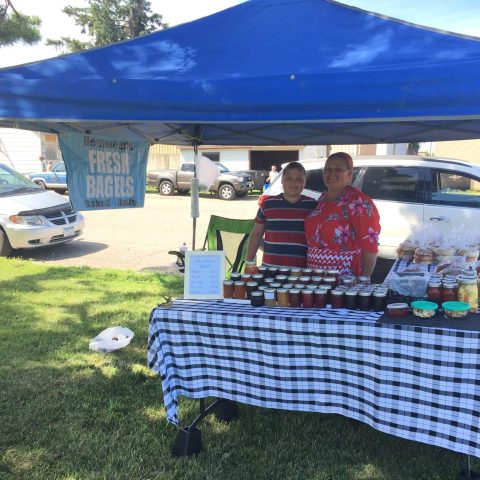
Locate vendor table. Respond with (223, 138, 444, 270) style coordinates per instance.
(147, 299, 480, 460)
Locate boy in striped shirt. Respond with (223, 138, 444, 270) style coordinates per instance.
(246, 162, 317, 268)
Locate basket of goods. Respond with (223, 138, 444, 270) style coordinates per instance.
(396, 240, 417, 260)
(413, 247, 434, 264)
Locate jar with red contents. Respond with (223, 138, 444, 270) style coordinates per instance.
(427, 281, 442, 303)
(331, 289, 344, 309)
(314, 288, 327, 308)
(442, 282, 458, 303)
(288, 289, 302, 308)
(302, 289, 314, 308)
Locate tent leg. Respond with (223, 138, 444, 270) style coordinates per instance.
(456, 456, 480, 479)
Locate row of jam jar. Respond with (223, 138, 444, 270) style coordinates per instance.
(230, 271, 371, 290)
(224, 280, 388, 310)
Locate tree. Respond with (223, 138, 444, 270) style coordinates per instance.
(0, 0, 41, 47)
(46, 0, 168, 53)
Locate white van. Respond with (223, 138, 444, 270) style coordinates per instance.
(263, 155, 480, 259)
(0, 163, 85, 256)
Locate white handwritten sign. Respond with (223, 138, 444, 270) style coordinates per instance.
(184, 251, 225, 299)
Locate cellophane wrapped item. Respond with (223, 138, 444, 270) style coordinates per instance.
(396, 220, 480, 265)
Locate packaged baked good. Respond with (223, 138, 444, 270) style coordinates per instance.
(414, 247, 434, 264)
(396, 240, 417, 260)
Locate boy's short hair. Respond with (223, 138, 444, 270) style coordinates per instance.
(281, 161, 306, 177)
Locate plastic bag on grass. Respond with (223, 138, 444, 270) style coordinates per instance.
(89, 326, 134, 353)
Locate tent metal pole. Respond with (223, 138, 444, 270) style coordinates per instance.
(192, 141, 200, 251)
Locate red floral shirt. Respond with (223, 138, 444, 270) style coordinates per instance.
(305, 186, 381, 253)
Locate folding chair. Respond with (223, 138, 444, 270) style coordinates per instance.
(169, 215, 255, 274)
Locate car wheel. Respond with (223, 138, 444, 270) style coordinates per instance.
(35, 180, 47, 190)
(0, 229, 13, 257)
(158, 180, 174, 196)
(218, 184, 236, 201)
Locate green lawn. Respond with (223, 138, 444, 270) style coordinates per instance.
(0, 258, 478, 480)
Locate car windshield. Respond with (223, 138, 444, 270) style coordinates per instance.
(0, 163, 43, 196)
(217, 163, 230, 173)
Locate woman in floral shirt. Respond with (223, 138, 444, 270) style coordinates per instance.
(305, 152, 381, 277)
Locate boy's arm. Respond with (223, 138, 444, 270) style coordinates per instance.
(246, 222, 266, 262)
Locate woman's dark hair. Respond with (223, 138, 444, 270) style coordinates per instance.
(326, 152, 353, 171)
(282, 161, 306, 176)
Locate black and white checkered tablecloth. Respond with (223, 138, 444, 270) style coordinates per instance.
(147, 299, 480, 458)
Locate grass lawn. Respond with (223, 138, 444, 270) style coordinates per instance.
(1, 257, 478, 480)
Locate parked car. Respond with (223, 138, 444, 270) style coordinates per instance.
(28, 161, 67, 193)
(147, 162, 254, 200)
(0, 163, 85, 256)
(263, 155, 480, 259)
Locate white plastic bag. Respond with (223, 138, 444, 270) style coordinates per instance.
(89, 326, 134, 353)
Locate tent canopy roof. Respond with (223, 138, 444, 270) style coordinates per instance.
(1, 0, 480, 145)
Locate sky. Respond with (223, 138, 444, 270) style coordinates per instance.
(1, 0, 480, 68)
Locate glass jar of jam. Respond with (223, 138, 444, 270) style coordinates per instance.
(372, 291, 387, 312)
(458, 270, 479, 313)
(234, 281, 247, 300)
(302, 289, 314, 308)
(357, 275, 371, 285)
(275, 275, 288, 284)
(442, 282, 458, 303)
(264, 288, 276, 307)
(301, 268, 313, 278)
(290, 268, 302, 278)
(258, 265, 269, 277)
(314, 288, 327, 308)
(311, 276, 323, 286)
(323, 276, 337, 289)
(278, 267, 290, 276)
(230, 272, 241, 282)
(276, 288, 290, 307)
(223, 280, 234, 298)
(327, 269, 340, 280)
(244, 261, 258, 275)
(299, 276, 311, 285)
(358, 290, 372, 311)
(427, 281, 442, 303)
(252, 274, 264, 285)
(246, 281, 258, 299)
(331, 289, 344, 309)
(251, 290, 264, 307)
(313, 269, 325, 277)
(287, 276, 298, 284)
(344, 289, 358, 310)
(289, 289, 302, 307)
(241, 273, 252, 282)
(268, 266, 279, 276)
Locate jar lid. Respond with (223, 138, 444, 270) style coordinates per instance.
(302, 289, 313, 295)
(223, 280, 234, 285)
(427, 281, 442, 287)
(359, 290, 371, 296)
(234, 281, 245, 285)
(277, 288, 288, 293)
(345, 290, 357, 296)
(314, 288, 327, 294)
(282, 283, 294, 289)
(373, 291, 387, 297)
(331, 289, 344, 296)
(387, 302, 408, 309)
(251, 291, 264, 297)
(411, 300, 438, 310)
(289, 289, 301, 294)
(442, 301, 469, 312)
(246, 281, 258, 287)
(323, 276, 336, 282)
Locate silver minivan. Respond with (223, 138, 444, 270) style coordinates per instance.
(0, 163, 85, 256)
(263, 155, 480, 259)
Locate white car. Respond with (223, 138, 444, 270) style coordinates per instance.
(0, 163, 85, 256)
(263, 155, 480, 259)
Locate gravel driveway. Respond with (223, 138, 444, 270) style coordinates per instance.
(11, 193, 260, 273)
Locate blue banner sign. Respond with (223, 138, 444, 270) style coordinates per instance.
(59, 132, 149, 210)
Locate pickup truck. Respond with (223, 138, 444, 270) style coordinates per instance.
(27, 161, 68, 193)
(147, 162, 255, 200)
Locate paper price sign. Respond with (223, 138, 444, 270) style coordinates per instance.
(184, 251, 225, 299)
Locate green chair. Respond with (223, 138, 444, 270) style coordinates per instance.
(169, 215, 255, 274)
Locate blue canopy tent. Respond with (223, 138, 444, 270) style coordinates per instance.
(1, 0, 480, 145)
